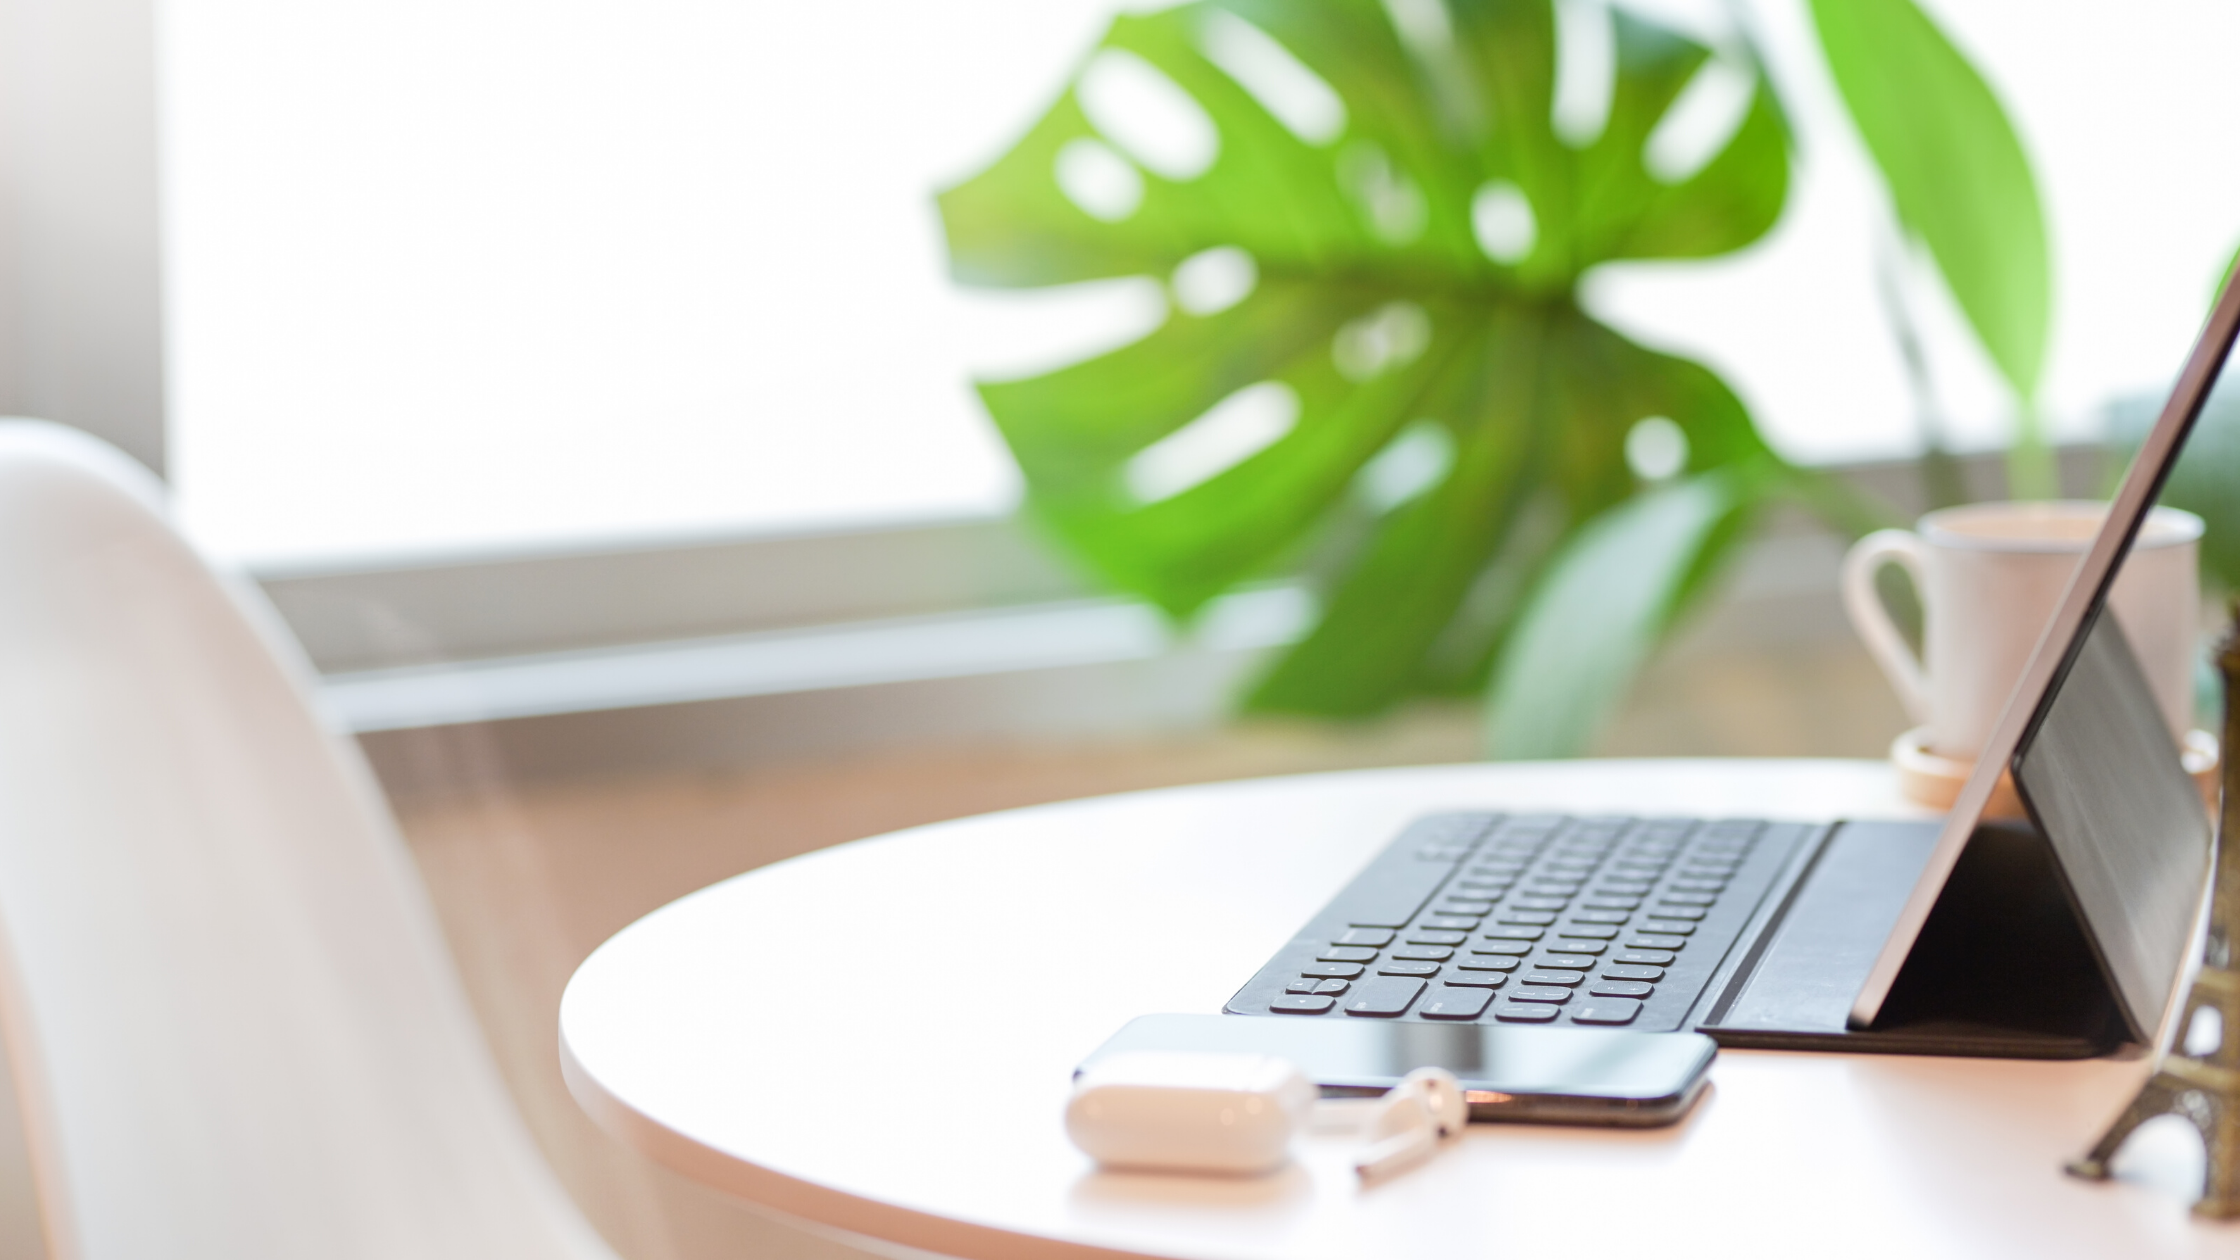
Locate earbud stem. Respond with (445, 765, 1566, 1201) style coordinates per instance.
(1354, 1127, 1437, 1184)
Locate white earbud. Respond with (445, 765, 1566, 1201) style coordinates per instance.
(1353, 1067, 1466, 1184)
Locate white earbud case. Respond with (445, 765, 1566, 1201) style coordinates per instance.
(1064, 1051, 1316, 1175)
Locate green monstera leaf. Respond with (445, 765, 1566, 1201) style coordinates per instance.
(1807, 0, 2054, 497)
(939, 0, 1800, 732)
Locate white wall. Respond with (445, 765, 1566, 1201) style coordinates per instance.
(0, 0, 166, 476)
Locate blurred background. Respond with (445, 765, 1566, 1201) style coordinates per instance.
(2, 0, 2238, 1255)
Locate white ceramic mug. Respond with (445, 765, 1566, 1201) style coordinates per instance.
(1842, 501, 2203, 763)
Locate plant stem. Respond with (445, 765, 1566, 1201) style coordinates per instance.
(2005, 405, 2058, 500)
(1873, 233, 1968, 510)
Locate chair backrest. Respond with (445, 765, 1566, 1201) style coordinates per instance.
(0, 422, 616, 1260)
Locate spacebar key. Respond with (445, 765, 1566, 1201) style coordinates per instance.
(1335, 861, 1456, 929)
(1344, 977, 1425, 1018)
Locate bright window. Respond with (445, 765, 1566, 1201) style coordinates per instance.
(163, 0, 2240, 571)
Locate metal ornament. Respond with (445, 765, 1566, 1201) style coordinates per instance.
(2068, 607, 2240, 1216)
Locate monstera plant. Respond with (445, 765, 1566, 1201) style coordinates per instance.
(938, 0, 2046, 756)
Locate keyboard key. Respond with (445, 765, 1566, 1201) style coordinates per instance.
(1571, 999, 1643, 1025)
(1604, 965, 1665, 982)
(1482, 926, 1544, 941)
(1471, 940, 1534, 956)
(1441, 971, 1506, 989)
(1378, 961, 1442, 977)
(1644, 911, 1704, 926)
(1557, 924, 1619, 940)
(1345, 977, 1425, 1017)
(1527, 878, 1584, 892)
(1522, 970, 1586, 987)
(1422, 915, 1482, 931)
(1508, 986, 1573, 1004)
(1302, 962, 1365, 979)
(1540, 954, 1602, 970)
(1669, 880, 1726, 894)
(1589, 981, 1654, 998)
(1406, 930, 1467, 946)
(1510, 896, 1570, 912)
(1454, 954, 1520, 971)
(1659, 892, 1717, 907)
(1495, 1001, 1561, 1022)
(1570, 909, 1631, 924)
(1626, 934, 1688, 950)
(1580, 896, 1641, 910)
(1439, 898, 1495, 915)
(1598, 879, 1655, 893)
(1497, 911, 1558, 926)
(1271, 995, 1336, 1014)
(1421, 989, 1495, 1019)
(1339, 928, 1396, 948)
(1393, 946, 1454, 962)
(1286, 978, 1350, 995)
(1616, 950, 1676, 966)
(1546, 939, 1606, 954)
(1318, 946, 1379, 963)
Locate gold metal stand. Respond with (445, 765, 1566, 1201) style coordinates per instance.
(2067, 609, 2240, 1216)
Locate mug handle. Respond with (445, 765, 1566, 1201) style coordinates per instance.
(1841, 529, 1932, 726)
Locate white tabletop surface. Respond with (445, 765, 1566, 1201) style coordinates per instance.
(559, 759, 2232, 1260)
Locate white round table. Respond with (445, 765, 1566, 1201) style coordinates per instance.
(560, 760, 2226, 1259)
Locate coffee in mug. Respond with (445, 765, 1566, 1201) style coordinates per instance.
(1842, 500, 2203, 765)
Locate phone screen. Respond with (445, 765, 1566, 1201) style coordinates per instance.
(1082, 1014, 1716, 1126)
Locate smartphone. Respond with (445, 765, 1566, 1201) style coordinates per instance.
(1078, 1014, 1715, 1127)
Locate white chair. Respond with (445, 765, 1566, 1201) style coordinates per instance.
(0, 420, 617, 1259)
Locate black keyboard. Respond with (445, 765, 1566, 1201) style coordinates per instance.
(1225, 812, 1814, 1029)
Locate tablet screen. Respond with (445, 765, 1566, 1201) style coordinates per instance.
(1850, 271, 2240, 1032)
(2013, 605, 2212, 1036)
